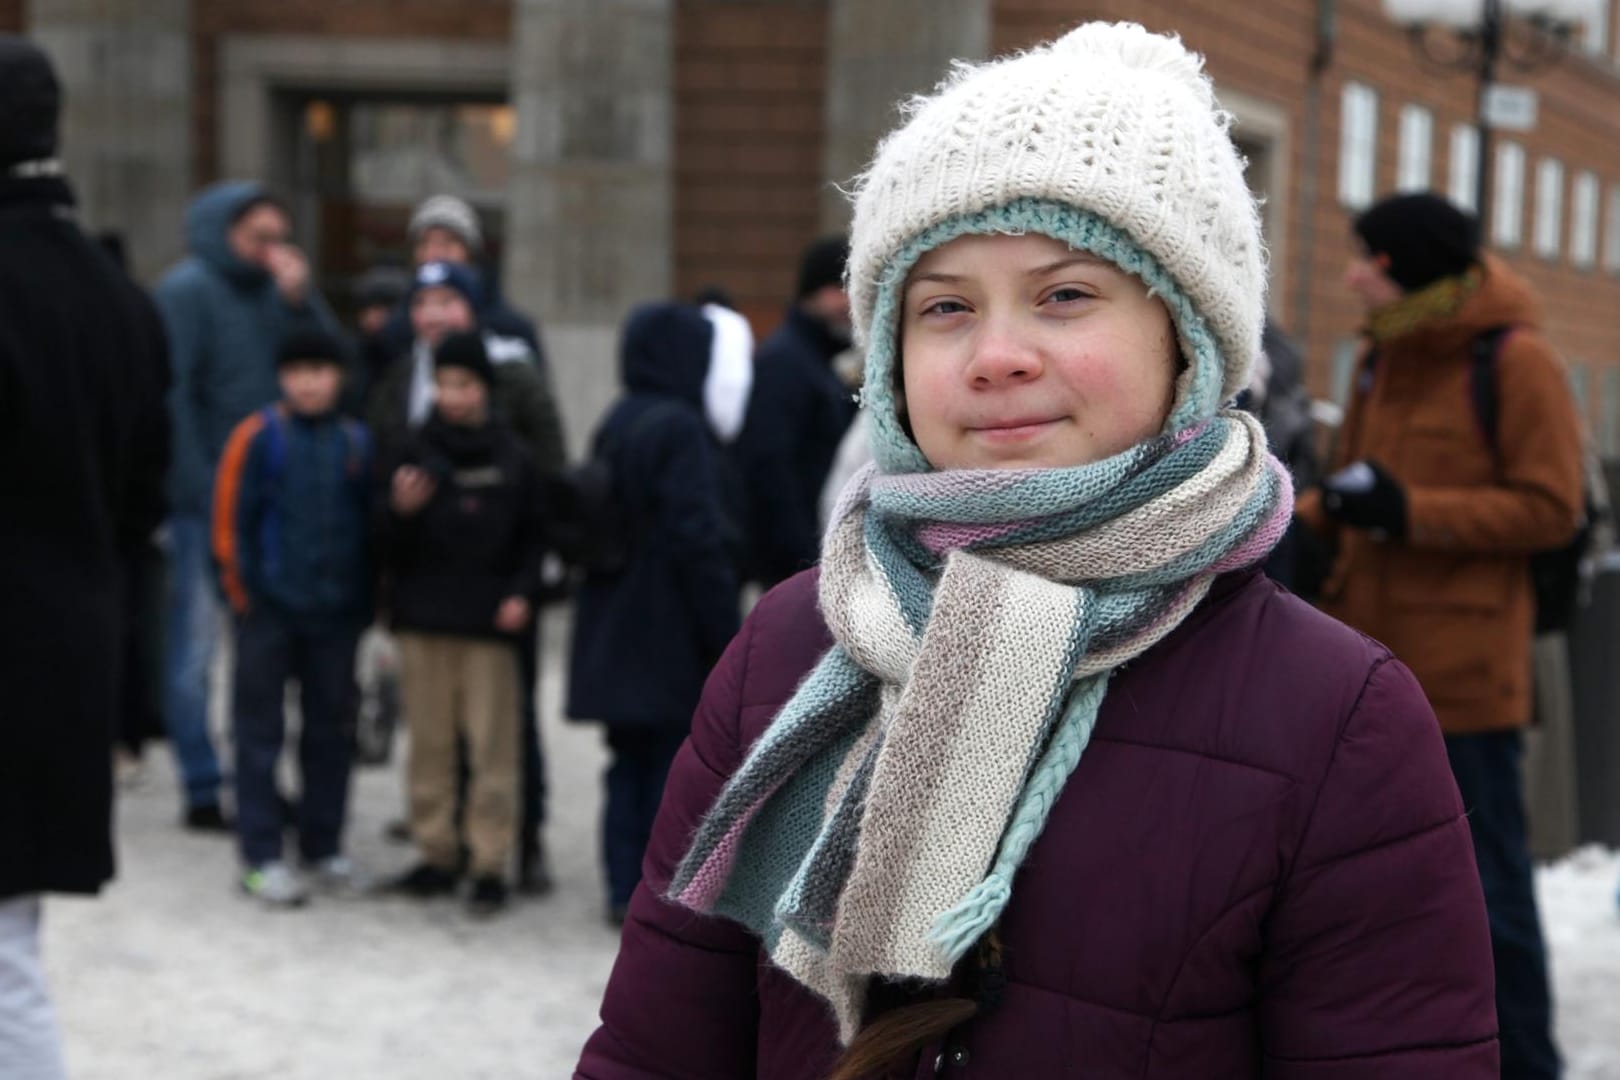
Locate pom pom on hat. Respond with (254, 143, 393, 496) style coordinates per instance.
(846, 21, 1266, 471)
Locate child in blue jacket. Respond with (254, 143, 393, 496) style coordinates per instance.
(213, 329, 372, 907)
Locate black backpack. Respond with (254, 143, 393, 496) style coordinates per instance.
(545, 402, 674, 577)
(1468, 327, 1601, 634)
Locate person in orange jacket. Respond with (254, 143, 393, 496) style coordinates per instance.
(1298, 191, 1584, 1080)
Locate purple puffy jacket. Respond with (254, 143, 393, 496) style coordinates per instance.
(577, 568, 1498, 1078)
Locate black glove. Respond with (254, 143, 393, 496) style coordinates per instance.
(1321, 459, 1407, 538)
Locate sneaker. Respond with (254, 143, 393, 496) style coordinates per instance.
(517, 834, 554, 897)
(467, 875, 509, 918)
(386, 862, 460, 898)
(305, 855, 368, 896)
(241, 862, 309, 908)
(184, 803, 233, 833)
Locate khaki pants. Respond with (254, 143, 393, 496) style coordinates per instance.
(398, 633, 519, 878)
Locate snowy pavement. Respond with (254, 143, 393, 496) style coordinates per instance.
(37, 607, 1620, 1077)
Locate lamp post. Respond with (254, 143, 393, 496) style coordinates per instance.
(1383, 0, 1588, 214)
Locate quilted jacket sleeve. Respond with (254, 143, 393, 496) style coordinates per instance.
(1259, 656, 1498, 1077)
(575, 613, 762, 1080)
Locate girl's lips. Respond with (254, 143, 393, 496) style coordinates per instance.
(968, 417, 1063, 442)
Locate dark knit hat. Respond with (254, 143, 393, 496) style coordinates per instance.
(1353, 192, 1481, 293)
(796, 235, 850, 299)
(409, 260, 482, 311)
(356, 264, 411, 310)
(277, 328, 347, 370)
(0, 36, 61, 168)
(434, 330, 495, 387)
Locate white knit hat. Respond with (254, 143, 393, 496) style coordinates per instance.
(409, 194, 484, 255)
(847, 22, 1266, 472)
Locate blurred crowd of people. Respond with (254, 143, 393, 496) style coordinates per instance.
(1, 22, 1610, 1079)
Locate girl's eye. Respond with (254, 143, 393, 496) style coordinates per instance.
(1045, 287, 1093, 305)
(921, 299, 969, 317)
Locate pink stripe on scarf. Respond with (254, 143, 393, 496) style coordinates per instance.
(916, 518, 1026, 555)
(676, 786, 780, 910)
(1211, 461, 1295, 573)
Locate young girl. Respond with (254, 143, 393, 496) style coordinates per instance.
(577, 23, 1497, 1078)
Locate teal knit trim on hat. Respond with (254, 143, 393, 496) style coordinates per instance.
(862, 198, 1227, 475)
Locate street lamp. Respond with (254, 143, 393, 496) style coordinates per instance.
(1382, 0, 1595, 213)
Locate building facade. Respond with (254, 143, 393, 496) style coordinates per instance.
(11, 0, 1620, 450)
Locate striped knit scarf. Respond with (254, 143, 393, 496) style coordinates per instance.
(668, 409, 1292, 1040)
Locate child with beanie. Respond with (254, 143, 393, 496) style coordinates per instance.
(577, 23, 1497, 1078)
(214, 328, 373, 907)
(380, 330, 547, 917)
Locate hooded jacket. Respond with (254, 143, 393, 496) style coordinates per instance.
(567, 303, 743, 728)
(1297, 255, 1585, 734)
(734, 305, 859, 586)
(154, 181, 342, 516)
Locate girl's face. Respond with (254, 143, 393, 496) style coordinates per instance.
(899, 232, 1179, 471)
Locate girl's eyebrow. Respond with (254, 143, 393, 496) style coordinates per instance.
(1027, 254, 1111, 276)
(907, 271, 965, 287)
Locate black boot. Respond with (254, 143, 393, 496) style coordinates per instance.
(517, 832, 554, 897)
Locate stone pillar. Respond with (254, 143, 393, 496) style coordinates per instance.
(820, 0, 991, 231)
(505, 0, 674, 455)
(28, 0, 192, 284)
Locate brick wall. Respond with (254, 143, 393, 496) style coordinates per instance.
(994, 0, 1620, 436)
(673, 0, 829, 333)
(191, 0, 512, 185)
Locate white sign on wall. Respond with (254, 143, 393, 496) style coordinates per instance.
(1483, 85, 1539, 131)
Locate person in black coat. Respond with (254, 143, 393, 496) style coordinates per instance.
(567, 301, 744, 922)
(380, 331, 546, 918)
(733, 236, 859, 586)
(0, 36, 170, 1074)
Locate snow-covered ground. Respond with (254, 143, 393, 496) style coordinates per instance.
(36, 609, 1620, 1076)
(1541, 847, 1620, 1077)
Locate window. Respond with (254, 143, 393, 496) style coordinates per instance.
(1396, 105, 1433, 193)
(1533, 158, 1564, 259)
(1603, 369, 1620, 459)
(1338, 82, 1379, 209)
(1606, 185, 1620, 274)
(1572, 171, 1600, 268)
(1449, 124, 1480, 212)
(1331, 339, 1360, 405)
(1586, 0, 1611, 56)
(1493, 141, 1526, 248)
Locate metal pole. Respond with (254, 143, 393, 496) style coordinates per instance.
(1475, 0, 1502, 217)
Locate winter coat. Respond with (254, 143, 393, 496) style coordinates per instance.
(567, 303, 742, 728)
(1297, 255, 1584, 735)
(212, 404, 372, 627)
(734, 306, 858, 585)
(154, 181, 343, 516)
(577, 568, 1499, 1079)
(0, 175, 170, 898)
(367, 334, 568, 480)
(381, 414, 545, 642)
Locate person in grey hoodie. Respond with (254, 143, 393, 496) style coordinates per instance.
(155, 180, 342, 829)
